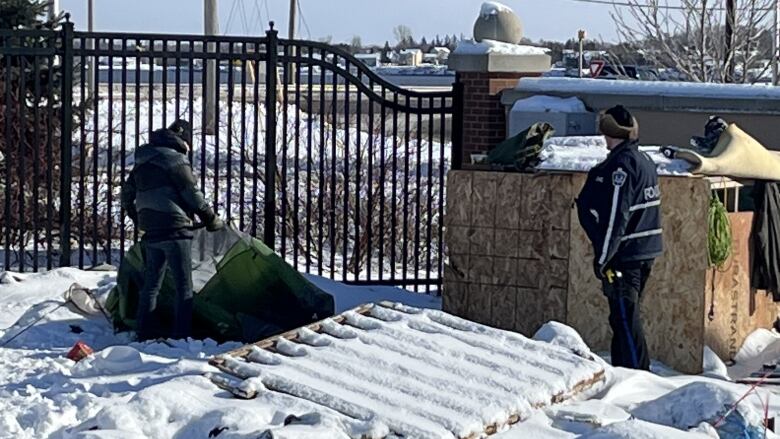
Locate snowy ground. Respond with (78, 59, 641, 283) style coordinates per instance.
(1, 268, 779, 438)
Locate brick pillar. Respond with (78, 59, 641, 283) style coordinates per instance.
(458, 71, 542, 164)
(448, 49, 551, 168)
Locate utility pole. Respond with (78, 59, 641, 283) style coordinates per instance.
(724, 0, 736, 82)
(87, 0, 95, 98)
(288, 0, 297, 85)
(578, 29, 586, 78)
(773, 0, 779, 85)
(47, 0, 59, 22)
(204, 0, 218, 134)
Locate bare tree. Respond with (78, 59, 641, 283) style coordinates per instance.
(393, 25, 413, 45)
(610, 0, 775, 83)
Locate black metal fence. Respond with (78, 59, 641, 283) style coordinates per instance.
(0, 20, 463, 291)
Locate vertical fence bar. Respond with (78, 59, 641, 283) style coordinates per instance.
(329, 53, 338, 278)
(175, 40, 181, 123)
(317, 48, 326, 276)
(78, 36, 87, 265)
(280, 43, 289, 259)
(293, 43, 301, 270)
(133, 38, 141, 243)
(147, 38, 154, 139)
(354, 69, 362, 280)
(263, 25, 278, 248)
(239, 42, 247, 230)
(3, 36, 11, 271)
(212, 40, 221, 213)
(378, 86, 386, 281)
(426, 97, 435, 292)
(414, 97, 423, 291)
(187, 40, 195, 164)
(305, 47, 313, 273)
(438, 96, 446, 293)
(390, 93, 398, 281)
(32, 51, 42, 271)
(226, 42, 234, 222)
(161, 39, 168, 127)
(106, 38, 114, 265)
(91, 38, 100, 266)
(366, 78, 374, 282)
(452, 80, 464, 171)
(402, 96, 411, 284)
(200, 41, 208, 194)
(342, 60, 350, 282)
(119, 38, 128, 260)
(59, 22, 74, 267)
(45, 38, 55, 269)
(250, 42, 260, 237)
(18, 54, 27, 271)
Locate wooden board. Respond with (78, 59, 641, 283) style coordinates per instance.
(567, 175, 711, 374)
(443, 171, 572, 337)
(704, 212, 779, 361)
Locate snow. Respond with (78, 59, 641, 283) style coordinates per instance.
(513, 95, 588, 113)
(453, 39, 549, 56)
(537, 136, 694, 176)
(515, 77, 780, 100)
(305, 273, 441, 313)
(481, 1, 514, 17)
(3, 268, 780, 438)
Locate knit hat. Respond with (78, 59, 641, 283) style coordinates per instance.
(598, 105, 639, 140)
(168, 119, 193, 146)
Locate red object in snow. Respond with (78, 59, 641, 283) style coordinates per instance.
(66, 341, 94, 362)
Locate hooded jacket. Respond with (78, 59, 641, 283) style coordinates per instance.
(120, 129, 215, 241)
(576, 139, 663, 272)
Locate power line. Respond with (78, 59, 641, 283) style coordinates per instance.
(563, 0, 772, 11)
(297, 0, 312, 39)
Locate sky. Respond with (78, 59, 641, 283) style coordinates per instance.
(58, 0, 619, 45)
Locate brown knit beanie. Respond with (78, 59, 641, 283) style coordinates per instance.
(599, 105, 639, 140)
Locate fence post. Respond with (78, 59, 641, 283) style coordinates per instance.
(451, 79, 464, 171)
(263, 23, 278, 248)
(58, 18, 74, 267)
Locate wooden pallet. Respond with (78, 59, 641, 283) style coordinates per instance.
(207, 301, 605, 439)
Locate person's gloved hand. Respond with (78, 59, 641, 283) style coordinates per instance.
(206, 218, 225, 232)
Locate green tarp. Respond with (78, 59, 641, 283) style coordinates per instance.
(487, 122, 555, 170)
(105, 227, 335, 342)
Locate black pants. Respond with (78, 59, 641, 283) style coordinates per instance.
(137, 239, 193, 340)
(603, 261, 653, 370)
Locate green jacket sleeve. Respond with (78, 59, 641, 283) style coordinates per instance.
(169, 163, 216, 224)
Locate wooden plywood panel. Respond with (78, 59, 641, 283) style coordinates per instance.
(705, 212, 778, 361)
(567, 174, 710, 374)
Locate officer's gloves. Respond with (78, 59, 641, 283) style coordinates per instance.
(207, 218, 226, 232)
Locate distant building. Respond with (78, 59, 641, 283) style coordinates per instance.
(355, 53, 381, 67)
(423, 53, 439, 65)
(431, 46, 451, 64)
(399, 48, 423, 66)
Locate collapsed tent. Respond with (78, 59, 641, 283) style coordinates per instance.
(105, 227, 335, 342)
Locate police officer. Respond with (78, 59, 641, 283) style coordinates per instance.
(576, 105, 663, 370)
(121, 119, 224, 340)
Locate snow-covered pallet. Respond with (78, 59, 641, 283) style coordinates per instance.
(208, 302, 605, 439)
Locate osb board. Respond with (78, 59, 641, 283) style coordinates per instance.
(443, 170, 571, 336)
(567, 174, 711, 374)
(705, 212, 777, 361)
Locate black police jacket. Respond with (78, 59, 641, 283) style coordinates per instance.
(576, 139, 663, 273)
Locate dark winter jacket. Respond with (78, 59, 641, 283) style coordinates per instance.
(120, 129, 215, 241)
(576, 139, 663, 274)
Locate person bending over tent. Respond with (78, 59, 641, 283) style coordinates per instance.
(120, 119, 224, 341)
(575, 106, 663, 371)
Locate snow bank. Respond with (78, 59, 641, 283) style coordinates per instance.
(304, 273, 441, 312)
(515, 77, 780, 100)
(481, 1, 514, 17)
(512, 95, 587, 113)
(537, 136, 693, 176)
(728, 328, 780, 380)
(453, 39, 549, 56)
(581, 419, 714, 438)
(533, 321, 593, 360)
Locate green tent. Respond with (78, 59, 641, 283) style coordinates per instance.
(105, 227, 335, 342)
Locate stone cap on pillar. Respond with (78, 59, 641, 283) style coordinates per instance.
(448, 40, 551, 73)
